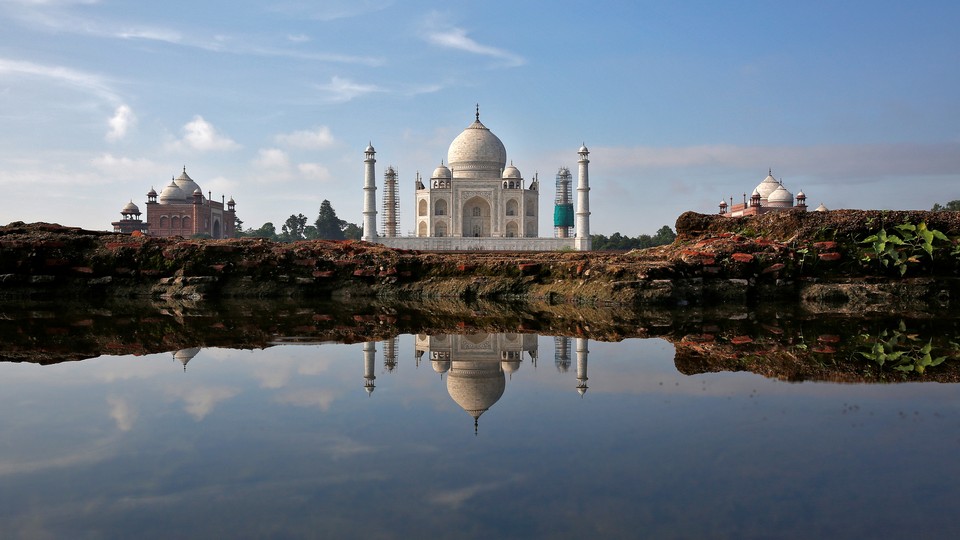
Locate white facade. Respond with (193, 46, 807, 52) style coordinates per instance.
(364, 108, 591, 251)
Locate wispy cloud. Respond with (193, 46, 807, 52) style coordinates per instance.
(267, 0, 394, 22)
(106, 104, 135, 141)
(253, 148, 291, 169)
(314, 76, 382, 103)
(423, 13, 525, 67)
(298, 163, 332, 181)
(168, 115, 241, 152)
(275, 126, 335, 149)
(0, 57, 120, 104)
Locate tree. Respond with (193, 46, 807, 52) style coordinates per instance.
(234, 215, 244, 234)
(591, 225, 676, 250)
(280, 213, 309, 242)
(315, 200, 346, 240)
(242, 222, 278, 240)
(342, 222, 362, 240)
(931, 200, 960, 211)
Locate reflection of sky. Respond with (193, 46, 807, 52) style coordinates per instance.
(0, 336, 959, 538)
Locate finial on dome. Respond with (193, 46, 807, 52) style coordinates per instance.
(475, 103, 480, 121)
(769, 167, 772, 175)
(183, 165, 186, 173)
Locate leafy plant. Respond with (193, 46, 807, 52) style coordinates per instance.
(859, 221, 949, 276)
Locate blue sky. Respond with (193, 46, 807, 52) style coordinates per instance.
(1, 0, 959, 236)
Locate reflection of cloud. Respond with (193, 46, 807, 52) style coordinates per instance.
(428, 477, 522, 509)
(0, 437, 115, 477)
(107, 395, 137, 431)
(275, 389, 336, 411)
(166, 385, 239, 420)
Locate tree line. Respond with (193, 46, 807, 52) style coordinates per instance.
(237, 200, 362, 241)
(591, 225, 676, 250)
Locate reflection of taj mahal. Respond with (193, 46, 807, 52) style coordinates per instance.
(362, 107, 592, 251)
(363, 334, 590, 432)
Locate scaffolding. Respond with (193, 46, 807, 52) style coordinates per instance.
(553, 166, 574, 238)
(383, 337, 398, 372)
(381, 166, 400, 237)
(554, 336, 571, 373)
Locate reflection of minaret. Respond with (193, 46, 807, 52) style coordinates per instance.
(576, 338, 589, 396)
(383, 337, 398, 373)
(363, 341, 376, 395)
(554, 336, 571, 372)
(173, 348, 200, 372)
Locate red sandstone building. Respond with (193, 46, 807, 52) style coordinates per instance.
(112, 167, 237, 238)
(718, 169, 826, 217)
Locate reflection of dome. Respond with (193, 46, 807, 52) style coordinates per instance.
(447, 362, 505, 426)
(173, 347, 200, 371)
(501, 359, 521, 376)
(754, 170, 780, 200)
(447, 111, 507, 175)
(432, 359, 450, 374)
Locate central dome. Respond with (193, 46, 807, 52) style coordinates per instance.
(447, 111, 507, 175)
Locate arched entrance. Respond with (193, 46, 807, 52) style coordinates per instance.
(461, 196, 491, 237)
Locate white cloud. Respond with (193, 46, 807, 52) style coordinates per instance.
(275, 126, 335, 149)
(253, 148, 290, 169)
(287, 33, 310, 43)
(169, 115, 240, 152)
(106, 104, 135, 141)
(0, 56, 120, 104)
(423, 14, 525, 67)
(315, 76, 381, 103)
(298, 162, 332, 181)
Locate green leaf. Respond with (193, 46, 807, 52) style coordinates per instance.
(897, 223, 917, 232)
(932, 230, 949, 241)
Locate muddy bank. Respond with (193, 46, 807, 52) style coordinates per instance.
(3, 210, 960, 311)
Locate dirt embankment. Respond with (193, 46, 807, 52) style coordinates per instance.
(3, 209, 960, 310)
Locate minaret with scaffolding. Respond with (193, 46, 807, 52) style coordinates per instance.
(382, 166, 399, 237)
(553, 167, 574, 238)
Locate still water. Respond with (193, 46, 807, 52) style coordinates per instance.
(1, 325, 959, 539)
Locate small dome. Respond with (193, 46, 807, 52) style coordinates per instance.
(147, 187, 157, 197)
(579, 143, 589, 154)
(796, 190, 806, 199)
(158, 180, 186, 203)
(752, 188, 760, 197)
(193, 188, 203, 197)
(502, 162, 522, 179)
(365, 143, 375, 153)
(767, 185, 793, 207)
(122, 200, 140, 214)
(815, 203, 828, 212)
(431, 162, 452, 179)
(385, 165, 395, 175)
(719, 200, 728, 207)
(228, 197, 235, 205)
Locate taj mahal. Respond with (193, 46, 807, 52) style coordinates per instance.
(362, 106, 592, 251)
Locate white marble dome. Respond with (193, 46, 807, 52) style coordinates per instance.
(767, 184, 794, 207)
(502, 163, 522, 179)
(447, 113, 507, 174)
(432, 162, 452, 179)
(755, 170, 781, 200)
(159, 180, 186, 203)
(174, 167, 201, 198)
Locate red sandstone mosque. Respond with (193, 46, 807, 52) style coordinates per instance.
(112, 167, 237, 238)
(718, 169, 826, 217)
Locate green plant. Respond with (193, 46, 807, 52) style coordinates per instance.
(856, 320, 947, 374)
(859, 221, 949, 276)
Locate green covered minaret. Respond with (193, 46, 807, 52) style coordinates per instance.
(553, 166, 574, 238)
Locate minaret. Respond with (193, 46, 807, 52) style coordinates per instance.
(575, 338, 589, 397)
(383, 337, 398, 372)
(363, 341, 377, 395)
(362, 143, 377, 241)
(553, 167, 574, 238)
(575, 144, 591, 251)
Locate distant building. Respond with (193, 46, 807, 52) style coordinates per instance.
(113, 167, 237, 238)
(363, 106, 592, 251)
(718, 169, 825, 217)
